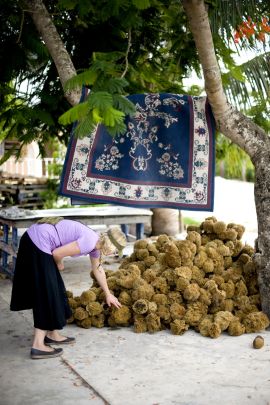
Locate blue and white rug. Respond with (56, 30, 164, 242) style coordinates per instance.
(60, 93, 215, 210)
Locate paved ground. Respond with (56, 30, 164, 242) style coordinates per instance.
(1, 177, 269, 405)
(1, 255, 270, 405)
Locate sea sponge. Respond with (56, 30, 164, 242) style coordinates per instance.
(155, 234, 171, 252)
(164, 242, 182, 268)
(210, 275, 224, 287)
(201, 219, 215, 233)
(186, 229, 201, 246)
(176, 277, 190, 292)
(214, 311, 234, 331)
(134, 239, 148, 250)
(151, 276, 169, 294)
(167, 291, 183, 305)
(74, 307, 88, 321)
(219, 229, 238, 241)
(106, 276, 119, 291)
(86, 301, 103, 316)
(135, 248, 149, 261)
(111, 305, 132, 325)
(184, 302, 208, 326)
(132, 282, 154, 301)
(221, 299, 234, 313)
(198, 315, 214, 337)
(177, 240, 197, 262)
(66, 290, 73, 298)
(186, 225, 201, 234)
(132, 299, 149, 314)
(170, 303, 186, 320)
(234, 280, 248, 297)
(201, 320, 222, 338)
(133, 314, 147, 333)
(249, 294, 261, 307)
(89, 287, 102, 297)
(190, 265, 205, 285)
(224, 256, 233, 269)
(118, 291, 132, 306)
(198, 288, 211, 306)
(231, 240, 244, 258)
(174, 266, 193, 280)
(216, 244, 231, 257)
(243, 312, 270, 333)
(79, 317, 92, 329)
(222, 266, 243, 283)
(220, 280, 235, 299)
(147, 243, 159, 257)
(116, 267, 140, 289)
(72, 218, 269, 340)
(227, 223, 245, 239)
(146, 313, 161, 333)
(253, 335, 264, 349)
(212, 221, 227, 234)
(227, 319, 245, 336)
(241, 244, 255, 256)
(162, 268, 176, 286)
(152, 293, 168, 305)
(194, 247, 207, 268)
(67, 315, 74, 324)
(146, 301, 156, 313)
(144, 255, 157, 268)
(237, 253, 251, 265)
(68, 297, 79, 309)
(80, 290, 97, 306)
(183, 283, 201, 302)
(202, 258, 214, 273)
(91, 314, 105, 328)
(157, 304, 171, 322)
(170, 319, 189, 335)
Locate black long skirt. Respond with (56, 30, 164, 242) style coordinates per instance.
(10, 232, 72, 331)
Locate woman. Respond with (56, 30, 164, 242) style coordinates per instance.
(10, 218, 127, 360)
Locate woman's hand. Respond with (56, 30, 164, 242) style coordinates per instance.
(105, 292, 122, 309)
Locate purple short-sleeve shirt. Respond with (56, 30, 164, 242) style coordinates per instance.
(27, 219, 100, 258)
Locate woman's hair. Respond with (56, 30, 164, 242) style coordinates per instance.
(99, 227, 127, 257)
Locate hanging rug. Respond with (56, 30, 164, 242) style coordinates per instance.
(60, 92, 215, 210)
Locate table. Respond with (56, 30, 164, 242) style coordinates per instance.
(0, 206, 152, 277)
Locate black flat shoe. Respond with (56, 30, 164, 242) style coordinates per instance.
(44, 336, 76, 345)
(31, 347, 63, 359)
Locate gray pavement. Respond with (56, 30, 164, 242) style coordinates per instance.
(1, 254, 270, 405)
(1, 177, 269, 405)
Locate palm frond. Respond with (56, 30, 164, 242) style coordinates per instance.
(208, 0, 268, 49)
(223, 52, 270, 109)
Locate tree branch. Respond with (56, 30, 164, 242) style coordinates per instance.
(23, 0, 81, 106)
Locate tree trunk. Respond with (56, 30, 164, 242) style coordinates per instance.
(23, 0, 80, 106)
(182, 0, 270, 317)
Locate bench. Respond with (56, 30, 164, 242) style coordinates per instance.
(0, 206, 153, 277)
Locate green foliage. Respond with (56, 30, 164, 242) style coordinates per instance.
(59, 54, 136, 137)
(222, 53, 270, 110)
(0, 0, 269, 167)
(215, 132, 255, 181)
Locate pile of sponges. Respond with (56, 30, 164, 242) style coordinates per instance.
(67, 217, 269, 338)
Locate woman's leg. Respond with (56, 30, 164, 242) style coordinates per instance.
(32, 328, 55, 352)
(52, 241, 81, 270)
(46, 329, 72, 341)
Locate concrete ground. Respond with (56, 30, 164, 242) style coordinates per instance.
(1, 177, 270, 405)
(1, 253, 270, 405)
